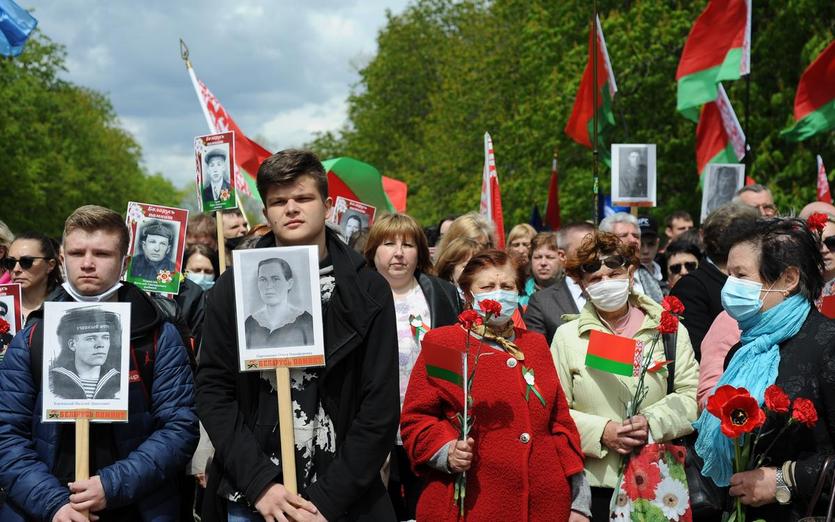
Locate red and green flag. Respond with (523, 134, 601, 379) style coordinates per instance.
(696, 83, 746, 179)
(585, 330, 636, 377)
(676, 0, 751, 122)
(780, 41, 835, 142)
(818, 155, 831, 204)
(565, 15, 618, 165)
(423, 335, 464, 386)
(322, 157, 396, 213)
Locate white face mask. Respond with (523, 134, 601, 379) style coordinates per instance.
(585, 278, 630, 312)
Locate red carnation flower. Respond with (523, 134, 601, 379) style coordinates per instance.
(478, 299, 502, 317)
(791, 397, 818, 428)
(458, 310, 482, 330)
(807, 212, 829, 233)
(764, 384, 790, 414)
(657, 311, 679, 334)
(661, 295, 685, 315)
(622, 450, 663, 501)
(706, 385, 766, 439)
(0, 317, 9, 336)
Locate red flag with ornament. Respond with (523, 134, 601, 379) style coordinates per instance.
(695, 83, 746, 178)
(545, 153, 560, 230)
(818, 155, 832, 204)
(187, 63, 270, 198)
(480, 132, 506, 248)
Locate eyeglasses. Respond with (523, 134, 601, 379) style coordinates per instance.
(668, 261, 698, 275)
(581, 255, 627, 274)
(1, 256, 49, 271)
(823, 236, 835, 253)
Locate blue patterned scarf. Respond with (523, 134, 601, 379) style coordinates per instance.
(693, 294, 810, 486)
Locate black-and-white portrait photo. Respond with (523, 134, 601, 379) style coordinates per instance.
(233, 246, 325, 371)
(340, 212, 367, 241)
(611, 144, 657, 206)
(42, 302, 131, 421)
(129, 219, 179, 281)
(202, 144, 231, 203)
(702, 163, 745, 222)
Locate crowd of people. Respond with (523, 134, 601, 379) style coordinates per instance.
(0, 150, 834, 522)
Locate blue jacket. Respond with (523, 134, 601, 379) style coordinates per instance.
(0, 284, 199, 521)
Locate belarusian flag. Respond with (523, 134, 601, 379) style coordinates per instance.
(545, 152, 561, 230)
(780, 41, 835, 142)
(696, 83, 746, 178)
(480, 132, 506, 248)
(676, 0, 751, 121)
(564, 15, 618, 164)
(818, 155, 832, 204)
(423, 334, 464, 386)
(186, 62, 271, 198)
(585, 330, 636, 377)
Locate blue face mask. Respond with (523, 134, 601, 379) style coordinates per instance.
(720, 276, 764, 322)
(474, 289, 519, 320)
(187, 272, 215, 291)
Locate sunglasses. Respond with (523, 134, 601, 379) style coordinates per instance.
(1, 256, 49, 271)
(668, 261, 698, 275)
(581, 255, 628, 274)
(824, 236, 835, 253)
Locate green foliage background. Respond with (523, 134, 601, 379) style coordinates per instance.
(308, 0, 835, 230)
(0, 34, 182, 237)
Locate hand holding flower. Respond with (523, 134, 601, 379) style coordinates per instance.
(447, 437, 475, 473)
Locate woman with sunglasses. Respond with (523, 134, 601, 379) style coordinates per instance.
(551, 231, 698, 520)
(664, 238, 702, 290)
(5, 232, 63, 322)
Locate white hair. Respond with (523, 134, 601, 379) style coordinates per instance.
(599, 212, 639, 235)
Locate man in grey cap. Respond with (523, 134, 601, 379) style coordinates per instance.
(49, 306, 121, 400)
(129, 219, 176, 280)
(202, 147, 231, 204)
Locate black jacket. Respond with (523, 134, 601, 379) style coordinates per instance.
(416, 271, 460, 328)
(523, 275, 579, 345)
(196, 229, 400, 522)
(724, 309, 835, 521)
(670, 260, 726, 360)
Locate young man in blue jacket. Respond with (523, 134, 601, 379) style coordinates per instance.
(196, 150, 400, 521)
(0, 205, 199, 521)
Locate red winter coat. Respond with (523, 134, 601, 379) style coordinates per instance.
(401, 325, 585, 522)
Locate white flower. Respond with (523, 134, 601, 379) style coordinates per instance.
(658, 458, 670, 478)
(127, 203, 145, 224)
(652, 476, 689, 521)
(523, 370, 535, 386)
(612, 491, 632, 520)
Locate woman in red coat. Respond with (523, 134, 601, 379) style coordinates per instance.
(400, 249, 590, 522)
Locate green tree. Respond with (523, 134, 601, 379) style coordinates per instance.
(0, 33, 183, 236)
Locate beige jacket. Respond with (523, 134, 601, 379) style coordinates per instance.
(551, 293, 699, 488)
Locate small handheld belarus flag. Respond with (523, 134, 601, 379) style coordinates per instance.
(585, 330, 638, 377)
(424, 333, 465, 386)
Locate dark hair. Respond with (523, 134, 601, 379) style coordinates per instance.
(665, 211, 693, 228)
(364, 213, 433, 275)
(702, 203, 759, 264)
(139, 220, 175, 244)
(257, 257, 293, 281)
(183, 244, 220, 276)
(12, 231, 63, 291)
(728, 218, 824, 302)
(664, 238, 703, 265)
(457, 249, 525, 302)
(256, 149, 328, 202)
(564, 231, 639, 281)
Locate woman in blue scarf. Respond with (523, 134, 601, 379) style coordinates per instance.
(694, 218, 835, 521)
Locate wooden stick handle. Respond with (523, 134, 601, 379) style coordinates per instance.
(276, 367, 297, 494)
(75, 418, 90, 520)
(216, 214, 227, 273)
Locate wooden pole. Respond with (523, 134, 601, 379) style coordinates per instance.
(592, 1, 600, 225)
(216, 213, 227, 273)
(75, 418, 90, 520)
(275, 367, 297, 494)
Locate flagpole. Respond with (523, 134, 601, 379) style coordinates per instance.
(591, 1, 600, 225)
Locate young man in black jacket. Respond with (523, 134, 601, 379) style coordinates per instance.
(196, 149, 400, 522)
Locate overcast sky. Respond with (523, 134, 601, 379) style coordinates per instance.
(25, 0, 410, 188)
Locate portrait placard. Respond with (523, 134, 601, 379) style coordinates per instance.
(124, 202, 189, 295)
(0, 283, 22, 358)
(42, 302, 131, 422)
(233, 246, 325, 371)
(611, 144, 657, 207)
(328, 197, 376, 241)
(195, 131, 237, 212)
(701, 163, 745, 222)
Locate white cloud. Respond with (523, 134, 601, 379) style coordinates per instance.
(259, 94, 348, 149)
